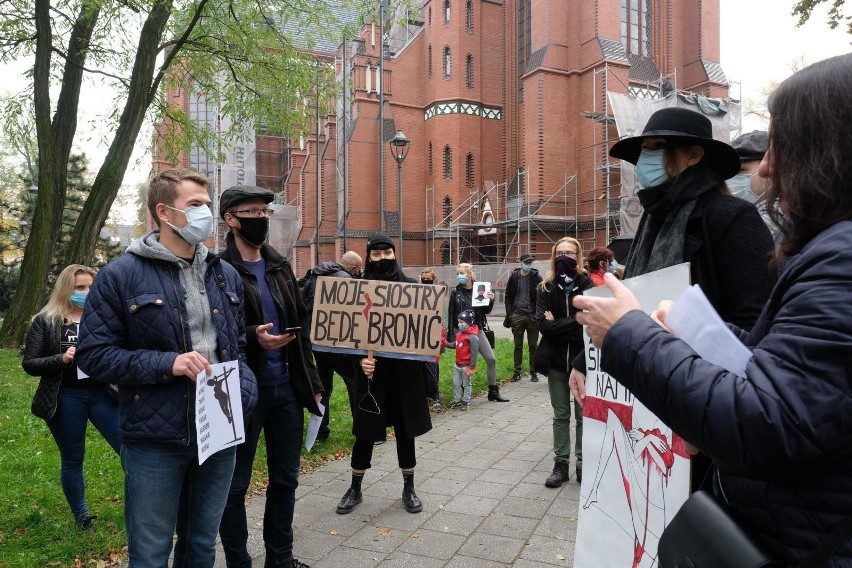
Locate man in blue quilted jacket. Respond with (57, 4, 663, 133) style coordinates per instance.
(77, 169, 257, 568)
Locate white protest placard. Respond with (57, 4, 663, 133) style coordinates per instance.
(470, 281, 491, 308)
(305, 402, 325, 452)
(310, 277, 447, 361)
(575, 263, 692, 568)
(196, 361, 245, 465)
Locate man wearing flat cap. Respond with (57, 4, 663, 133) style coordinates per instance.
(504, 252, 542, 382)
(729, 130, 781, 243)
(728, 130, 770, 204)
(216, 185, 323, 568)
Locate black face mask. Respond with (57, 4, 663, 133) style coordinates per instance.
(369, 258, 396, 277)
(421, 279, 433, 285)
(555, 256, 578, 284)
(236, 216, 269, 247)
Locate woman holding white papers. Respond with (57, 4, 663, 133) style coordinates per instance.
(574, 53, 852, 566)
(22, 264, 120, 531)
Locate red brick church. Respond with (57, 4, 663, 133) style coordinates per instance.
(154, 0, 733, 275)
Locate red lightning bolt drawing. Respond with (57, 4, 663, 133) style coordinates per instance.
(362, 292, 373, 320)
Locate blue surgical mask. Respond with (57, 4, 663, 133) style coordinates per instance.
(164, 204, 214, 246)
(728, 173, 759, 203)
(608, 260, 619, 274)
(521, 264, 531, 273)
(457, 274, 468, 286)
(70, 291, 88, 308)
(635, 148, 670, 188)
(458, 322, 469, 332)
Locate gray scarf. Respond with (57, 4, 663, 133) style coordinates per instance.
(624, 164, 722, 278)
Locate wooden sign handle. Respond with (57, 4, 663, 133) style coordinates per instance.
(365, 349, 374, 379)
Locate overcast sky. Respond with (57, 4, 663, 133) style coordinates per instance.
(1, 0, 850, 194)
(720, 1, 851, 131)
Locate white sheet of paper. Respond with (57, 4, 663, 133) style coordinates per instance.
(77, 366, 89, 380)
(305, 402, 325, 452)
(665, 284, 753, 376)
(471, 281, 491, 308)
(196, 361, 245, 465)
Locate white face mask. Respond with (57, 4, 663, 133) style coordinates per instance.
(164, 204, 214, 245)
(728, 173, 760, 203)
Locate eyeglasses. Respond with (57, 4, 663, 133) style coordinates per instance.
(230, 208, 274, 218)
(556, 251, 578, 258)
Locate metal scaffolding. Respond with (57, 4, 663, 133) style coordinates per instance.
(425, 172, 578, 268)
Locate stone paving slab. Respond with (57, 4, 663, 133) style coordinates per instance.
(115, 375, 579, 568)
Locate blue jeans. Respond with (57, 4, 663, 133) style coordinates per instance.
(219, 382, 303, 567)
(121, 441, 236, 568)
(46, 385, 121, 521)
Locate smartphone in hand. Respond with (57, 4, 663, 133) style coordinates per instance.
(283, 326, 301, 333)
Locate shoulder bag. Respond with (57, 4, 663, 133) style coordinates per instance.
(659, 489, 852, 568)
(482, 320, 495, 349)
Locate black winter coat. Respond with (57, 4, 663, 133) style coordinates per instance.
(572, 191, 775, 374)
(601, 220, 852, 566)
(219, 233, 323, 415)
(351, 271, 432, 441)
(674, 191, 775, 330)
(534, 274, 595, 375)
(505, 268, 542, 316)
(23, 315, 72, 420)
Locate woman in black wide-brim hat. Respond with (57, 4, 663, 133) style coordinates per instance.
(569, 106, 776, 491)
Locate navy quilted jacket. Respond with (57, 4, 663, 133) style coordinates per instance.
(600, 220, 852, 566)
(77, 234, 257, 445)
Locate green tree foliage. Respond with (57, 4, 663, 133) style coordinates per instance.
(792, 0, 852, 33)
(0, 0, 372, 346)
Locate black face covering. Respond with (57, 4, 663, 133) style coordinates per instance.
(555, 256, 578, 285)
(236, 216, 269, 247)
(369, 258, 397, 277)
(420, 279, 434, 285)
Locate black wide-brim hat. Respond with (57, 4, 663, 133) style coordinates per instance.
(609, 107, 741, 180)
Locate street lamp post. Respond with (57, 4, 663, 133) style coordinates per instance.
(388, 130, 410, 266)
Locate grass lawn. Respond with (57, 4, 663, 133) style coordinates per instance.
(0, 338, 518, 567)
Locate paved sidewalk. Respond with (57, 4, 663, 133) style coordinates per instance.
(223, 376, 580, 567)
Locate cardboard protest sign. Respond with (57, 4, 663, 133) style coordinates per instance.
(310, 277, 447, 361)
(574, 264, 691, 568)
(196, 361, 245, 465)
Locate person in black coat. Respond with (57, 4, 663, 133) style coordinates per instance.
(22, 264, 120, 531)
(570, 106, 776, 491)
(575, 53, 852, 566)
(505, 253, 543, 382)
(448, 262, 509, 403)
(534, 238, 595, 488)
(336, 233, 433, 515)
(216, 185, 322, 568)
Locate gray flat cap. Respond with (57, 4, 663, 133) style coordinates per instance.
(730, 131, 769, 162)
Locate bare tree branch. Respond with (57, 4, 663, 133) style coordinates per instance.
(49, 46, 131, 86)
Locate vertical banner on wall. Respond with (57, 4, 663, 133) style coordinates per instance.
(219, 115, 257, 189)
(574, 263, 692, 568)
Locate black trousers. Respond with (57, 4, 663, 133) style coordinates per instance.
(314, 351, 357, 437)
(351, 428, 416, 470)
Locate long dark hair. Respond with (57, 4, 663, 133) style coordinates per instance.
(765, 53, 852, 258)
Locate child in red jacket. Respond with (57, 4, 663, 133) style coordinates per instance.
(444, 309, 480, 410)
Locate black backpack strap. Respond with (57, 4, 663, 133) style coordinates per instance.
(797, 514, 852, 567)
